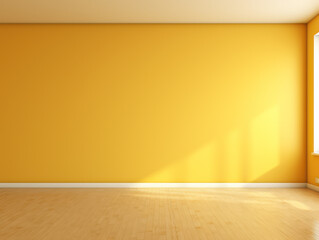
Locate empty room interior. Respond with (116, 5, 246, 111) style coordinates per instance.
(1, 0, 319, 239)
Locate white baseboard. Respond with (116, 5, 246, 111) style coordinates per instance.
(0, 183, 306, 188)
(307, 183, 319, 192)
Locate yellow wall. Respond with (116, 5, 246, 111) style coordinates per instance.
(308, 15, 319, 187)
(0, 24, 306, 183)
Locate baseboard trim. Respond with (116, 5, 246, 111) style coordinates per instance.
(0, 183, 307, 188)
(307, 183, 319, 192)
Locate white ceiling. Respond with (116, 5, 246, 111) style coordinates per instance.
(0, 0, 318, 23)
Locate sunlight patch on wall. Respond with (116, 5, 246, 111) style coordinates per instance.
(141, 106, 283, 183)
(249, 105, 280, 182)
(141, 141, 218, 182)
(224, 129, 241, 181)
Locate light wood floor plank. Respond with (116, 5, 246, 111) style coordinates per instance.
(0, 188, 318, 239)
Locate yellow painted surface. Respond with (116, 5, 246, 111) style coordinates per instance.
(0, 24, 306, 183)
(307, 15, 319, 187)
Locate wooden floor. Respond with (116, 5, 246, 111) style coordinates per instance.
(0, 188, 318, 240)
